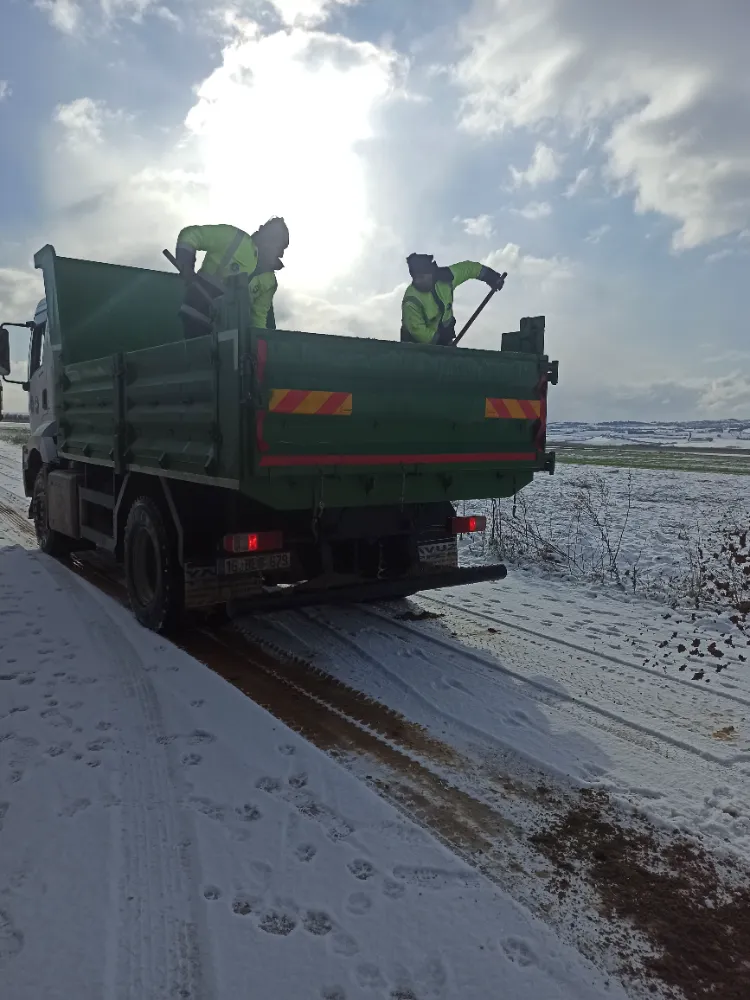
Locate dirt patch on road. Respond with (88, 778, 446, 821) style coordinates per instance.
(533, 789, 750, 1000)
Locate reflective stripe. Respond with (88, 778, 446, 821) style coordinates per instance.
(216, 227, 246, 279)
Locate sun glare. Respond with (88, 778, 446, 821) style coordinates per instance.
(185, 27, 395, 290)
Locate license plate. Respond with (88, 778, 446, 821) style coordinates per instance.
(219, 551, 291, 576)
(418, 540, 458, 570)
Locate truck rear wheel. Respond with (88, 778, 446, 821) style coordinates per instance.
(124, 495, 183, 632)
(33, 468, 73, 557)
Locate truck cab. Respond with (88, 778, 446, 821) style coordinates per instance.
(0, 298, 57, 498)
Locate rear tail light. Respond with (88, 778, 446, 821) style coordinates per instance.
(449, 515, 486, 535)
(223, 530, 283, 554)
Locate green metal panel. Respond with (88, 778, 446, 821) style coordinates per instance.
(234, 326, 549, 508)
(124, 336, 220, 479)
(34, 245, 184, 365)
(59, 355, 118, 464)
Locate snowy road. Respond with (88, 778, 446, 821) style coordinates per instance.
(1, 434, 749, 999)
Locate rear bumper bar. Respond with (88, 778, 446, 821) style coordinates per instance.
(231, 563, 508, 615)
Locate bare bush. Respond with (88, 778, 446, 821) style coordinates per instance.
(476, 471, 749, 614)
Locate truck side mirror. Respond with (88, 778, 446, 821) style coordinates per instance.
(0, 325, 10, 377)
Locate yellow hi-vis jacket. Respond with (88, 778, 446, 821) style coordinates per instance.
(401, 261, 484, 344)
(176, 223, 279, 329)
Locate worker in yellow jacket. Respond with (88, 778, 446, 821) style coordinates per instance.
(174, 218, 290, 338)
(400, 253, 505, 345)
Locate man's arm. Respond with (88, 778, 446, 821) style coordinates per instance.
(402, 295, 432, 343)
(175, 224, 231, 275)
(249, 274, 278, 329)
(449, 261, 505, 289)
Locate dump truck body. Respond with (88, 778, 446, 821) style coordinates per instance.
(6, 246, 558, 630)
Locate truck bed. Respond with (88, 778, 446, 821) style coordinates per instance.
(39, 248, 557, 511)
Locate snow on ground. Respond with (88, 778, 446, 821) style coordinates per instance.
(237, 575, 750, 862)
(2, 432, 750, 996)
(459, 462, 750, 606)
(0, 546, 628, 1000)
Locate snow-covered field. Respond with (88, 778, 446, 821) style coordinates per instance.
(549, 419, 750, 450)
(461, 463, 750, 609)
(1, 435, 749, 1000)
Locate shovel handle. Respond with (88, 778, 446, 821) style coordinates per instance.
(453, 272, 507, 346)
(163, 249, 217, 305)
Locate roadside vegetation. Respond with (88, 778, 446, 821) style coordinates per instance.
(464, 465, 750, 615)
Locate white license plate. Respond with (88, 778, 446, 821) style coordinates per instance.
(418, 540, 458, 570)
(220, 552, 291, 576)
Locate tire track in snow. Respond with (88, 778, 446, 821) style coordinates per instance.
(353, 605, 750, 769)
(420, 594, 750, 711)
(38, 556, 214, 1000)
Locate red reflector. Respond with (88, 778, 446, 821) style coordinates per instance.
(449, 515, 486, 535)
(223, 530, 283, 554)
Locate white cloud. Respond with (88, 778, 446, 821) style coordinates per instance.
(565, 166, 593, 198)
(35, 0, 82, 34)
(461, 214, 494, 238)
(584, 224, 610, 244)
(705, 248, 733, 265)
(0, 81, 11, 102)
(36, 0, 171, 33)
(457, 0, 750, 249)
(514, 200, 552, 220)
(270, 0, 358, 28)
(510, 142, 560, 187)
(40, 21, 403, 292)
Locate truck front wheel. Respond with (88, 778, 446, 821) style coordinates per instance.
(124, 496, 183, 632)
(33, 468, 73, 557)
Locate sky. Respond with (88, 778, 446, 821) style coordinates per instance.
(0, 0, 749, 419)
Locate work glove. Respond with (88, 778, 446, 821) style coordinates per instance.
(175, 246, 196, 278)
(479, 266, 505, 290)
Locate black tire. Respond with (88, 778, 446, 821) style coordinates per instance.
(33, 467, 73, 557)
(124, 495, 183, 632)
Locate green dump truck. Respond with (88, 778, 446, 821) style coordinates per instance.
(0, 245, 558, 631)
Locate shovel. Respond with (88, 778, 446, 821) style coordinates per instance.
(163, 249, 218, 306)
(453, 272, 507, 346)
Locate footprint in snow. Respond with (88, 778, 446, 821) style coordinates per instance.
(501, 937, 537, 968)
(321, 988, 347, 1000)
(235, 803, 262, 823)
(382, 879, 406, 900)
(295, 843, 317, 863)
(329, 932, 359, 957)
(189, 797, 225, 822)
(0, 908, 24, 965)
(278, 744, 296, 756)
(288, 772, 308, 789)
(259, 908, 297, 936)
(188, 730, 215, 745)
(182, 754, 202, 767)
(347, 859, 376, 881)
(60, 798, 91, 818)
(256, 776, 282, 793)
(302, 910, 334, 936)
(356, 964, 386, 990)
(346, 892, 373, 916)
(203, 886, 222, 901)
(231, 894, 259, 917)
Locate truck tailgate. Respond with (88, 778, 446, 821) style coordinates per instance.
(251, 329, 549, 475)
